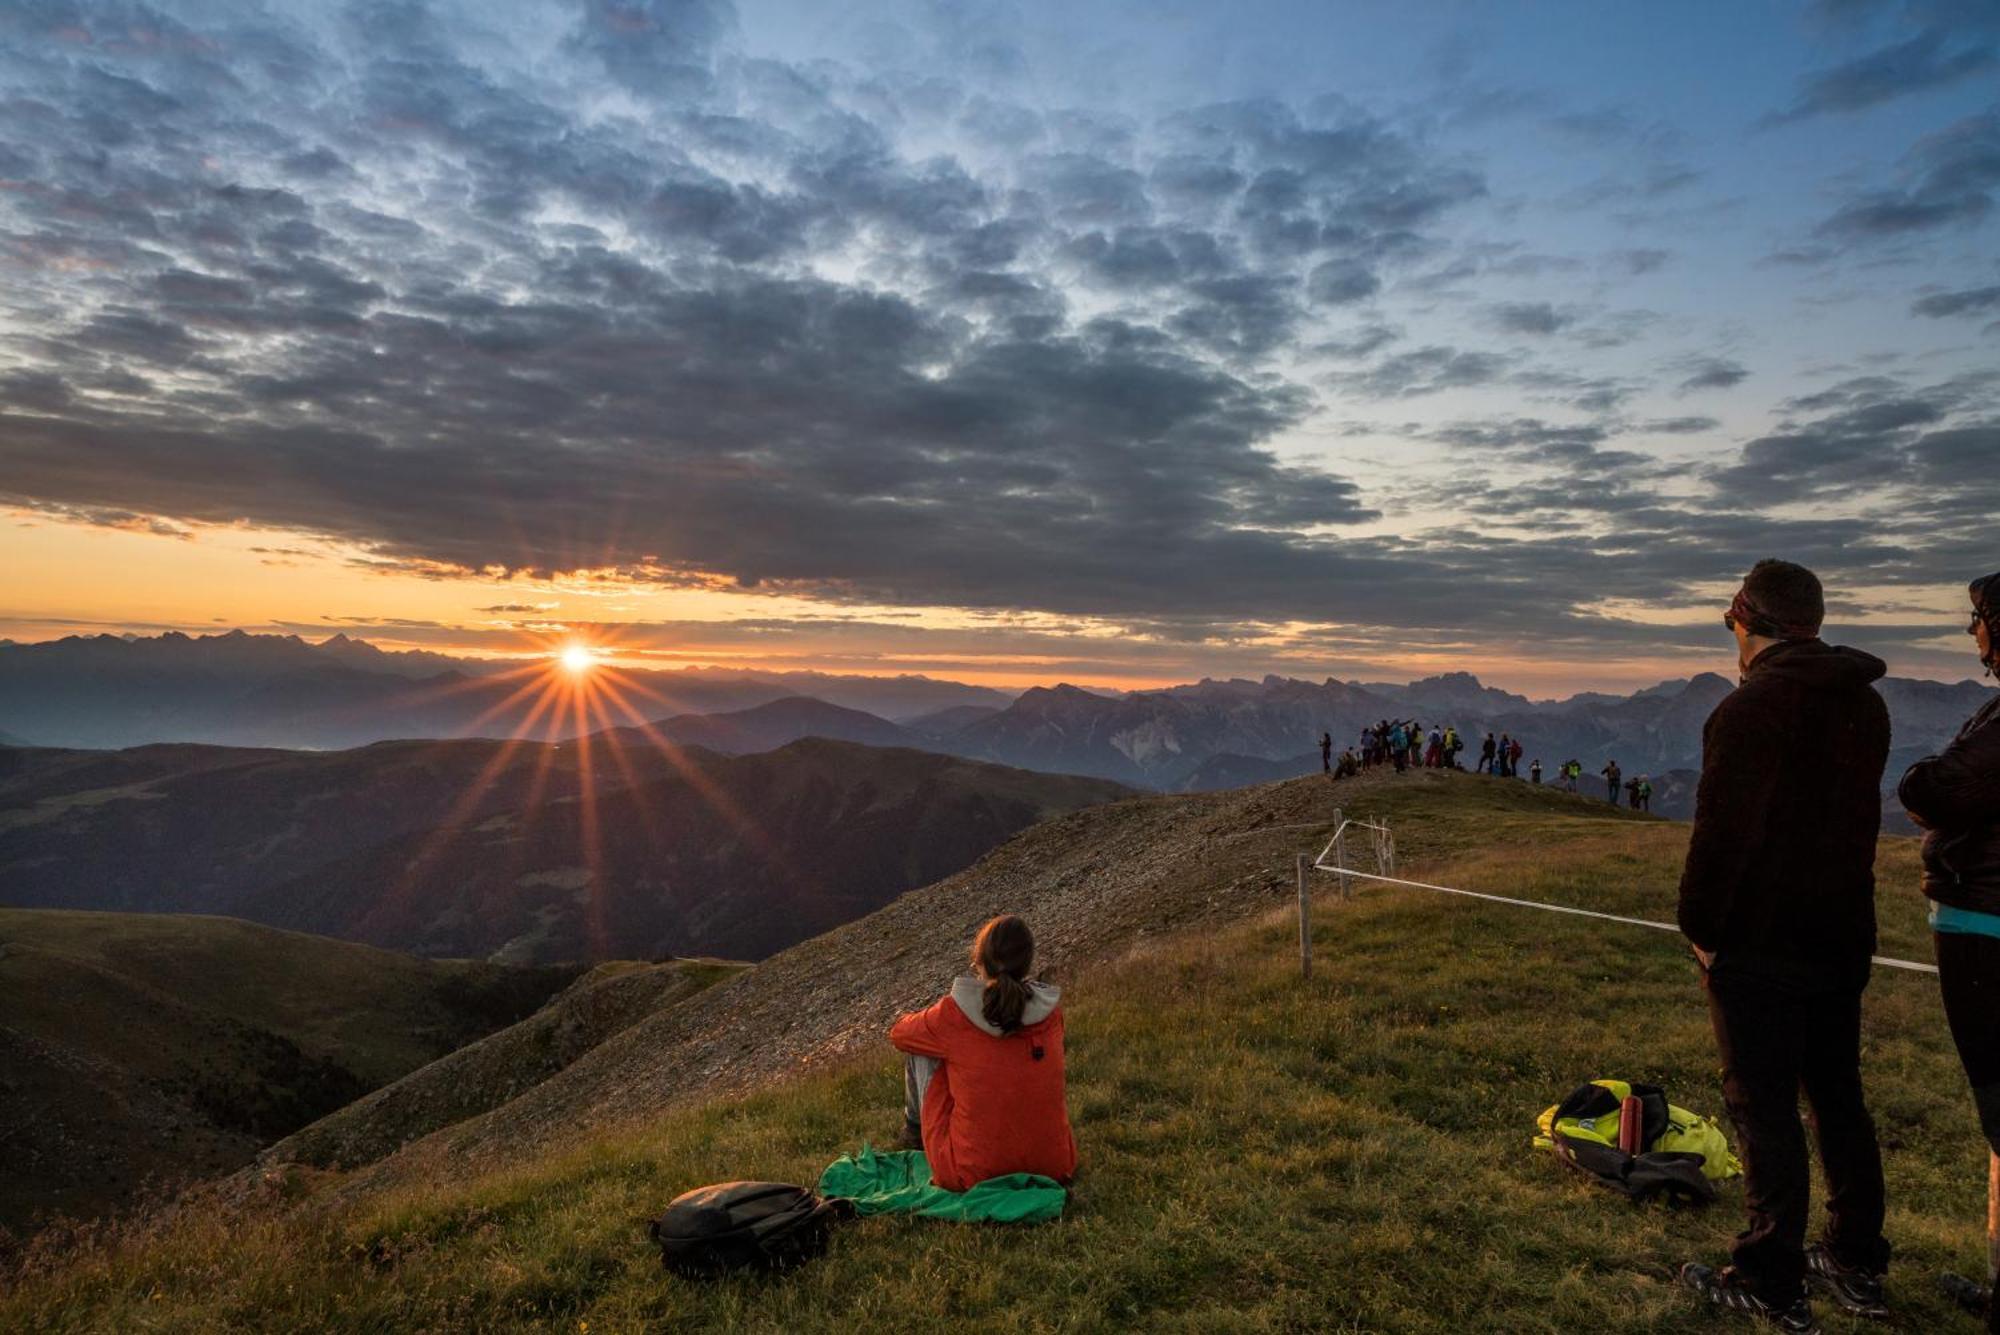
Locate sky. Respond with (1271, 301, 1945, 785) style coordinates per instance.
(1, 0, 1996, 694)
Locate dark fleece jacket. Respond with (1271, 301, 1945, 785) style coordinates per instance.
(1676, 640, 1891, 971)
(1900, 693, 2000, 912)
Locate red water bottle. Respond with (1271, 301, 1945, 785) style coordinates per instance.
(1617, 1094, 1645, 1155)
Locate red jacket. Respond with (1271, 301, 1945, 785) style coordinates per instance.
(889, 977, 1077, 1192)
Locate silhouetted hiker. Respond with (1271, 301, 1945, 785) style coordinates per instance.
(1425, 727, 1444, 768)
(1389, 720, 1409, 773)
(1508, 736, 1524, 777)
(891, 914, 1077, 1192)
(1479, 733, 1496, 775)
(1335, 748, 1360, 779)
(1320, 731, 1333, 775)
(1497, 733, 1513, 776)
(1407, 722, 1424, 770)
(1676, 560, 1893, 1328)
(1636, 776, 1652, 812)
(1624, 776, 1641, 808)
(1900, 571, 2000, 1332)
(1530, 759, 1542, 785)
(1601, 759, 1622, 802)
(1448, 727, 1464, 769)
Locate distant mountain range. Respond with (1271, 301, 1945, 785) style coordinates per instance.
(0, 736, 1130, 964)
(3, 631, 1989, 832)
(0, 631, 1012, 750)
(940, 670, 1994, 798)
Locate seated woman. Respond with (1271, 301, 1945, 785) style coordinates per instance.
(889, 914, 1078, 1192)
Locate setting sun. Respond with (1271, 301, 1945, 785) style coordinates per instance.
(559, 644, 596, 675)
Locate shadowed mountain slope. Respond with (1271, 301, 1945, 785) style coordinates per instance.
(642, 696, 927, 754)
(0, 737, 1131, 964)
(0, 909, 579, 1236)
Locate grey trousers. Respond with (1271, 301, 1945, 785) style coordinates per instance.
(903, 1055, 940, 1128)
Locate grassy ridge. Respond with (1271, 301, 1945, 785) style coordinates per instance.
(4, 786, 1977, 1332)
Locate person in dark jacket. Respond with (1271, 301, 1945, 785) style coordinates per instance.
(1899, 571, 2000, 1332)
(1676, 559, 1894, 1330)
(1320, 731, 1333, 775)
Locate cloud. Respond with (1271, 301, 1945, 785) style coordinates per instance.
(1815, 109, 2000, 241)
(1487, 301, 1572, 335)
(1321, 345, 1513, 398)
(1765, 30, 1996, 124)
(1675, 357, 1751, 392)
(1912, 284, 2000, 317)
(1707, 371, 2000, 508)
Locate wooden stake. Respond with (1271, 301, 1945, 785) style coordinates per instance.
(1330, 807, 1347, 900)
(1296, 852, 1312, 980)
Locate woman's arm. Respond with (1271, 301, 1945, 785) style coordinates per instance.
(1900, 704, 2000, 831)
(888, 997, 953, 1058)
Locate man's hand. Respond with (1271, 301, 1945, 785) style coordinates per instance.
(1692, 945, 1715, 970)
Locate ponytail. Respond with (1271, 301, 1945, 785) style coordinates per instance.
(971, 914, 1036, 1034)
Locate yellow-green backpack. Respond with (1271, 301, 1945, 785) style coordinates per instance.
(1533, 1079, 1741, 1205)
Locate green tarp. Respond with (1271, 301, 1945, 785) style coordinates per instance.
(817, 1145, 1067, 1224)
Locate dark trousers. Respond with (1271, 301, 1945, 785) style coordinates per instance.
(1935, 931, 2000, 1332)
(1703, 958, 1889, 1303)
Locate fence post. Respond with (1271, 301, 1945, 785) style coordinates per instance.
(1331, 807, 1350, 899)
(1296, 852, 1312, 980)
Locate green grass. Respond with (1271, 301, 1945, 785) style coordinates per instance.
(4, 798, 1979, 1332)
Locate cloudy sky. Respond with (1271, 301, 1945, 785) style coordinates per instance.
(2, 0, 1996, 692)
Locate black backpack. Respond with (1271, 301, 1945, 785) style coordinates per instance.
(647, 1181, 854, 1278)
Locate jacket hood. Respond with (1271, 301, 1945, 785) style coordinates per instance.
(950, 975, 1060, 1037)
(1745, 638, 1887, 688)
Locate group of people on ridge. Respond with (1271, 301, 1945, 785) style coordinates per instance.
(883, 560, 2000, 1335)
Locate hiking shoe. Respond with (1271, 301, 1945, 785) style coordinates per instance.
(1938, 1270, 1989, 1315)
(1804, 1243, 1887, 1318)
(1678, 1263, 1822, 1333)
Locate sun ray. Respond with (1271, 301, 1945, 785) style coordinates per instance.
(568, 673, 608, 958)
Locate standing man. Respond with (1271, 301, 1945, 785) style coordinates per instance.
(1601, 758, 1622, 802)
(1676, 559, 1893, 1330)
(1320, 731, 1333, 775)
(1530, 758, 1542, 785)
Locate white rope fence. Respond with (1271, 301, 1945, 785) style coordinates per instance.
(1296, 811, 1938, 976)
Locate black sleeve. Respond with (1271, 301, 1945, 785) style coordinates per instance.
(1677, 689, 1788, 952)
(1900, 706, 2000, 831)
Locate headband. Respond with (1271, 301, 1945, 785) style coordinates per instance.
(1729, 587, 1819, 641)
